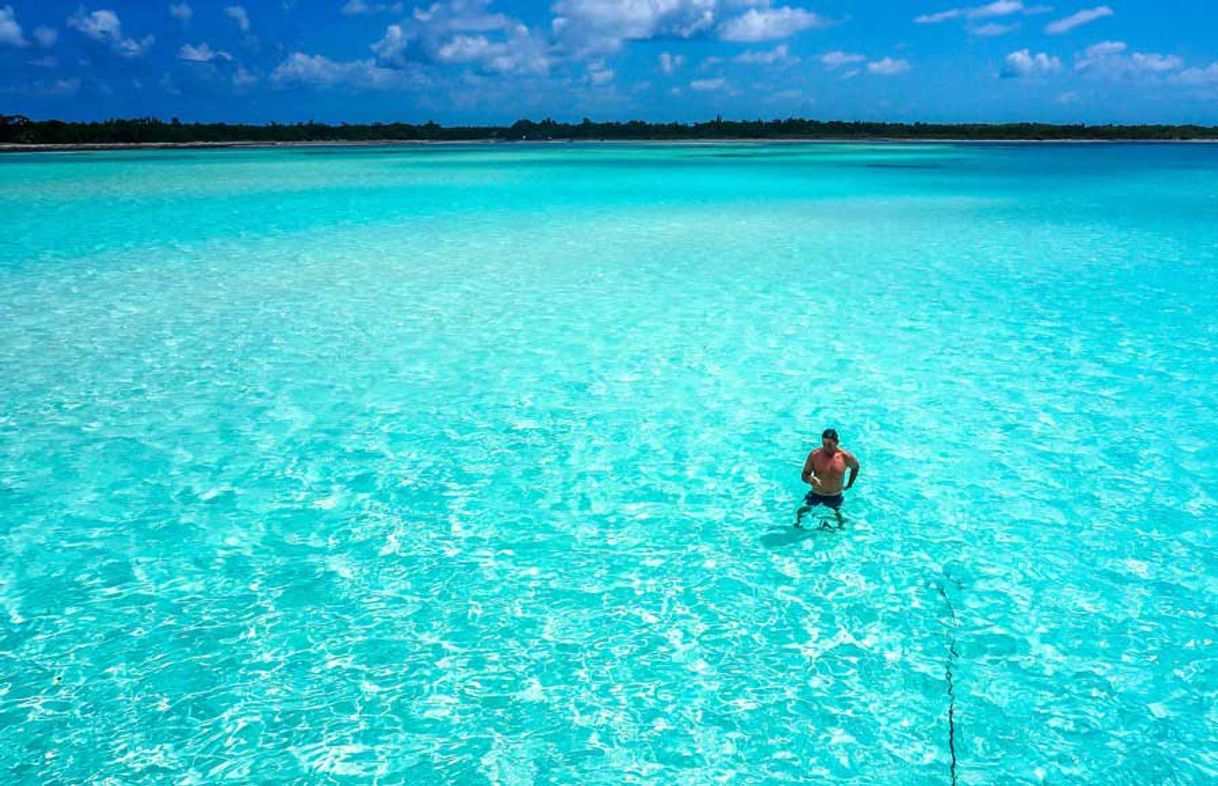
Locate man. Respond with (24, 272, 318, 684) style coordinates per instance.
(795, 428, 859, 528)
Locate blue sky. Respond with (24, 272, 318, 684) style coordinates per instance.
(2, 1, 1217, 124)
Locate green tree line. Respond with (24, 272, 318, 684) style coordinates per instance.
(3, 114, 1218, 145)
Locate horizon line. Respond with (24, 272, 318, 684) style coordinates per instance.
(5, 114, 1218, 130)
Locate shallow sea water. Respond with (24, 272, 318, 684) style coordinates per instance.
(2, 142, 1217, 784)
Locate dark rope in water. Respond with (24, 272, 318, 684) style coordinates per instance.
(935, 580, 960, 786)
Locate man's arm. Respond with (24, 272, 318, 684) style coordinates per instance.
(801, 450, 820, 487)
(844, 451, 860, 489)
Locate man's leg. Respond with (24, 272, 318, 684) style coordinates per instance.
(828, 498, 845, 529)
(795, 493, 821, 527)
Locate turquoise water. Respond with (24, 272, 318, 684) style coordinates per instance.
(2, 142, 1217, 784)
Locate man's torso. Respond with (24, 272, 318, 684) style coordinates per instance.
(810, 448, 847, 494)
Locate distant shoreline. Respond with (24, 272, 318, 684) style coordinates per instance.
(8, 115, 1218, 150)
(5, 137, 1218, 153)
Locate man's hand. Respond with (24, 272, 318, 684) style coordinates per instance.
(809, 475, 823, 491)
(801, 450, 819, 487)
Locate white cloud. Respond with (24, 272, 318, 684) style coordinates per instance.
(659, 51, 685, 75)
(971, 22, 1018, 36)
(548, 1, 825, 56)
(487, 39, 552, 75)
(234, 66, 257, 88)
(169, 2, 192, 22)
(690, 76, 725, 91)
(734, 43, 797, 65)
(1075, 40, 1184, 79)
(915, 9, 963, 23)
(1130, 52, 1182, 73)
(225, 5, 250, 33)
(34, 26, 57, 47)
(718, 6, 828, 42)
(1078, 40, 1126, 60)
(819, 50, 865, 69)
(1172, 63, 1218, 87)
(413, 0, 514, 32)
(765, 87, 804, 102)
(435, 33, 496, 62)
(271, 53, 354, 85)
(271, 52, 414, 89)
(371, 24, 409, 66)
(341, 0, 404, 14)
(552, 0, 715, 56)
(586, 59, 613, 84)
(969, 0, 1023, 17)
(68, 9, 154, 58)
(381, 2, 549, 75)
(915, 1, 1024, 24)
(1001, 48, 1061, 78)
(0, 5, 27, 46)
(113, 36, 153, 57)
(867, 57, 910, 75)
(179, 42, 231, 62)
(1045, 6, 1112, 35)
(431, 30, 550, 75)
(70, 9, 121, 40)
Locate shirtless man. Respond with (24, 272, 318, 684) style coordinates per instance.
(795, 428, 860, 528)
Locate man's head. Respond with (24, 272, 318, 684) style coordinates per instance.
(821, 428, 839, 451)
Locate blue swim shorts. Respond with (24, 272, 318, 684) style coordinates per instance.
(803, 491, 843, 510)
